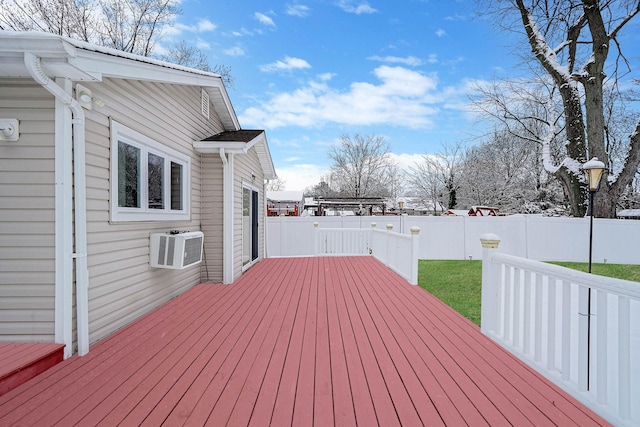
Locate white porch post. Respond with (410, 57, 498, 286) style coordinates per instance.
(385, 224, 393, 266)
(222, 149, 235, 284)
(313, 222, 319, 255)
(480, 233, 501, 335)
(369, 222, 376, 255)
(409, 226, 420, 285)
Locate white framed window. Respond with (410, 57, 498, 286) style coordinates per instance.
(110, 120, 190, 222)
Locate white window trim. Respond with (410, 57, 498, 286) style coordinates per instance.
(110, 120, 191, 222)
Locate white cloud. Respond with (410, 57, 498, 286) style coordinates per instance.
(227, 28, 254, 37)
(427, 54, 438, 64)
(197, 19, 216, 32)
(318, 72, 336, 81)
(224, 46, 246, 56)
(274, 163, 329, 191)
(335, 0, 377, 14)
(240, 65, 442, 129)
(388, 153, 429, 170)
(255, 12, 276, 27)
(171, 19, 217, 35)
(368, 55, 423, 67)
(260, 56, 312, 72)
(195, 38, 210, 50)
(435, 28, 446, 37)
(286, 4, 310, 17)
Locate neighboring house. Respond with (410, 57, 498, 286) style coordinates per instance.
(444, 209, 470, 216)
(395, 197, 445, 216)
(266, 190, 304, 216)
(617, 209, 640, 220)
(0, 31, 276, 357)
(468, 206, 499, 216)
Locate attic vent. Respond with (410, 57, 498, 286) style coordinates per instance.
(201, 89, 210, 119)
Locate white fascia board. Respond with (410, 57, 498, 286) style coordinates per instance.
(0, 32, 77, 57)
(256, 137, 277, 180)
(193, 140, 246, 153)
(68, 54, 216, 85)
(206, 86, 240, 131)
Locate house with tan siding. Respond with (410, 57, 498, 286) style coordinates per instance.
(0, 31, 277, 358)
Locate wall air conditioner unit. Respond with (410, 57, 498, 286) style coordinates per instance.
(150, 231, 204, 269)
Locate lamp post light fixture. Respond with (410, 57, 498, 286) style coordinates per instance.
(581, 156, 606, 391)
(582, 157, 606, 273)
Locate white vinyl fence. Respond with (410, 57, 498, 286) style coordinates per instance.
(266, 215, 640, 264)
(312, 222, 420, 284)
(480, 235, 640, 427)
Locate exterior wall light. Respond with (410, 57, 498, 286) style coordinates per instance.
(75, 84, 93, 110)
(0, 118, 19, 142)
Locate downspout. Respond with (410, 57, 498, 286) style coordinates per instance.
(220, 148, 235, 284)
(263, 178, 269, 259)
(25, 52, 90, 356)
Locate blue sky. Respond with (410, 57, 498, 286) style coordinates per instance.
(166, 0, 518, 190)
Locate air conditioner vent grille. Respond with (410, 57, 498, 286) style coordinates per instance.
(166, 237, 176, 266)
(184, 236, 203, 266)
(150, 231, 204, 269)
(158, 236, 167, 265)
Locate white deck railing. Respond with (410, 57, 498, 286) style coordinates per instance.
(314, 222, 420, 285)
(480, 234, 640, 426)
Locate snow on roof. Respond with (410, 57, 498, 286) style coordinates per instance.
(0, 30, 221, 79)
(445, 210, 469, 216)
(267, 191, 304, 202)
(617, 209, 640, 217)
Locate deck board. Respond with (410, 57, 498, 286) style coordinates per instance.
(0, 257, 610, 426)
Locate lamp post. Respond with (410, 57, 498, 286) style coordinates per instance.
(582, 157, 606, 273)
(581, 157, 606, 391)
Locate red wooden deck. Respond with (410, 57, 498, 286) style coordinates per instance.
(0, 257, 609, 426)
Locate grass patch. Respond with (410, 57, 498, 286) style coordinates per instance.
(549, 262, 640, 282)
(418, 260, 640, 327)
(418, 260, 482, 326)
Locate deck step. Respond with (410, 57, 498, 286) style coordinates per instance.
(0, 343, 65, 397)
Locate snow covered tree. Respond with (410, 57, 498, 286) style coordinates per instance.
(456, 130, 563, 213)
(406, 143, 464, 210)
(406, 156, 444, 212)
(478, 0, 640, 217)
(0, 0, 96, 40)
(266, 178, 286, 191)
(328, 134, 395, 198)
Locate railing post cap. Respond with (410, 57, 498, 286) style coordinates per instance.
(480, 233, 501, 249)
(386, 224, 393, 230)
(313, 222, 319, 228)
(370, 222, 377, 228)
(410, 226, 421, 235)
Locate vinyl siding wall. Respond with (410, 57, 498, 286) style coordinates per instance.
(0, 80, 56, 342)
(82, 78, 225, 344)
(201, 154, 224, 283)
(233, 150, 265, 280)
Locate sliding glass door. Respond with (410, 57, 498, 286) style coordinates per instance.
(243, 186, 259, 267)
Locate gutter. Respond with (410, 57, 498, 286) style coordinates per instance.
(24, 52, 90, 356)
